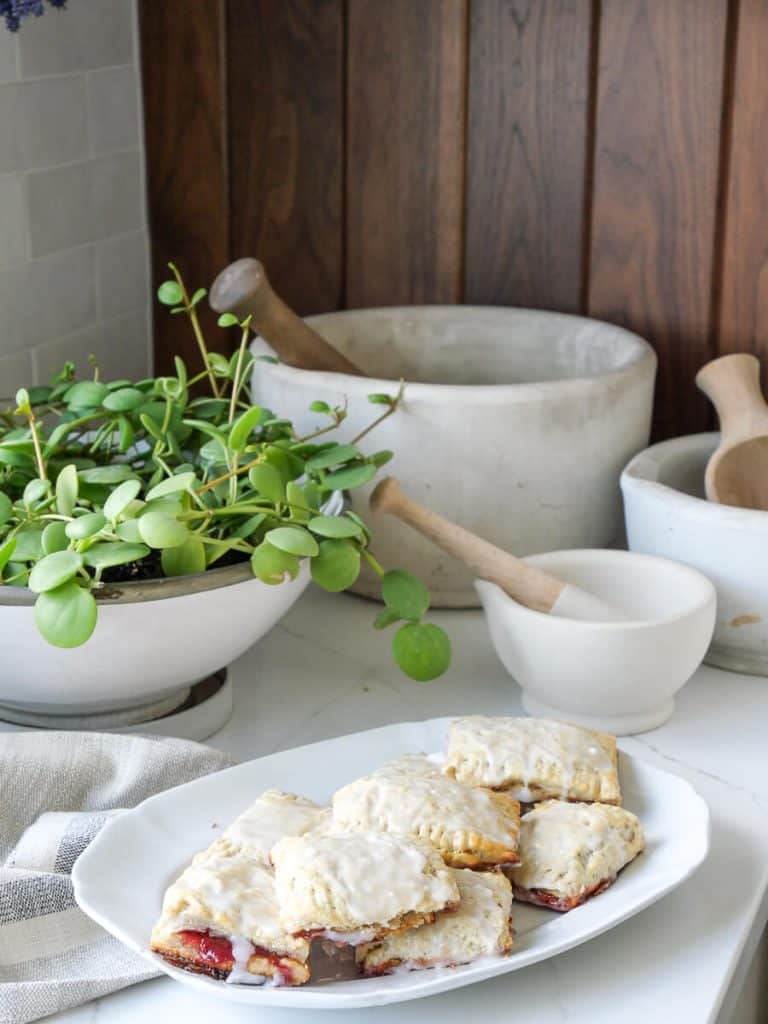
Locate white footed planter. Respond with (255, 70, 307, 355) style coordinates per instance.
(622, 433, 768, 675)
(251, 307, 656, 607)
(476, 550, 716, 735)
(0, 562, 310, 719)
(0, 493, 344, 722)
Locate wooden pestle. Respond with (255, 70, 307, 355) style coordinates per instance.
(370, 477, 627, 620)
(210, 258, 364, 376)
(696, 353, 768, 509)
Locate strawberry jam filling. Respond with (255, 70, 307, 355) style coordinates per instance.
(176, 930, 295, 982)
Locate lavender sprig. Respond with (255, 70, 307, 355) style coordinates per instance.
(1, 0, 66, 33)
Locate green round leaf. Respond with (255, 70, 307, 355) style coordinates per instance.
(83, 542, 150, 569)
(0, 491, 12, 526)
(322, 463, 377, 491)
(42, 521, 69, 554)
(13, 528, 44, 562)
(138, 509, 188, 548)
(371, 450, 394, 468)
(250, 541, 300, 585)
(161, 537, 206, 577)
(0, 537, 17, 574)
(117, 414, 134, 453)
(104, 479, 142, 522)
(23, 478, 50, 506)
(102, 387, 145, 412)
(381, 569, 430, 621)
(65, 512, 107, 540)
(115, 518, 143, 544)
(248, 463, 285, 502)
(310, 538, 361, 592)
(146, 472, 196, 501)
(190, 287, 207, 306)
(308, 400, 331, 414)
(367, 392, 395, 405)
(157, 280, 184, 306)
(392, 623, 452, 682)
(79, 465, 137, 485)
(55, 463, 79, 516)
(15, 387, 30, 411)
(228, 406, 263, 452)
(34, 581, 97, 648)
(265, 526, 319, 557)
(217, 313, 239, 327)
(64, 381, 109, 409)
(305, 444, 361, 471)
(208, 352, 230, 376)
(28, 550, 84, 594)
(308, 514, 363, 539)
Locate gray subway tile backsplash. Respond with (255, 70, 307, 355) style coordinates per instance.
(0, 0, 150, 393)
(18, 0, 133, 78)
(0, 76, 88, 174)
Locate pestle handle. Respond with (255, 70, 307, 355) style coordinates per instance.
(696, 354, 768, 446)
(210, 258, 364, 376)
(370, 477, 565, 614)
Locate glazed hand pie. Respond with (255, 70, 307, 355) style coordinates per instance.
(223, 788, 327, 864)
(358, 868, 513, 976)
(330, 754, 521, 868)
(508, 800, 644, 911)
(271, 831, 460, 944)
(150, 837, 310, 985)
(443, 716, 621, 804)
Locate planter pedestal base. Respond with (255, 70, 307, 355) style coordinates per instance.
(0, 670, 232, 742)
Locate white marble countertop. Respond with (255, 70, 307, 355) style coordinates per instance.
(57, 588, 768, 1024)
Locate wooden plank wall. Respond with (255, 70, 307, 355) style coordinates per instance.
(140, 0, 768, 438)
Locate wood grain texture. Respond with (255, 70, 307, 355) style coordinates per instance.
(346, 0, 467, 307)
(588, 0, 729, 439)
(227, 0, 344, 317)
(139, 0, 229, 374)
(464, 0, 593, 312)
(717, 0, 768, 361)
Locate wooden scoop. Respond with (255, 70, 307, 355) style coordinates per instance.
(209, 257, 364, 376)
(696, 353, 768, 509)
(370, 477, 628, 622)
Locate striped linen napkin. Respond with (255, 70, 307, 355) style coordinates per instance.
(0, 732, 230, 1024)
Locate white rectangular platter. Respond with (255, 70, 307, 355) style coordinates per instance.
(72, 717, 710, 1010)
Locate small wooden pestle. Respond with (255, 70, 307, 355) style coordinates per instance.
(370, 477, 628, 621)
(209, 257, 364, 376)
(696, 353, 768, 510)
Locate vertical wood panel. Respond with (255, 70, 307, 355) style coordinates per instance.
(227, 0, 344, 317)
(139, 0, 228, 374)
(464, 0, 593, 312)
(346, 0, 467, 307)
(717, 0, 768, 360)
(588, 0, 728, 439)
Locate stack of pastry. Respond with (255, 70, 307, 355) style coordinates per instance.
(151, 717, 644, 987)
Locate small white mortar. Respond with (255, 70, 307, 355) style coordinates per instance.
(476, 549, 716, 735)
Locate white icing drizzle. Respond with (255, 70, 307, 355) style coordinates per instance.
(271, 832, 458, 935)
(223, 789, 327, 865)
(153, 840, 308, 961)
(511, 800, 644, 899)
(445, 717, 615, 798)
(331, 754, 518, 846)
(226, 935, 262, 985)
(359, 868, 513, 972)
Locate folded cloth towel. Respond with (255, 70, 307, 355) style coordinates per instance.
(0, 731, 231, 1024)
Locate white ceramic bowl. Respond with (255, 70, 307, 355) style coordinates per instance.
(0, 563, 310, 719)
(0, 493, 344, 720)
(476, 549, 716, 735)
(251, 306, 656, 607)
(622, 432, 768, 675)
